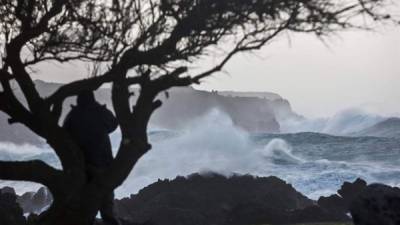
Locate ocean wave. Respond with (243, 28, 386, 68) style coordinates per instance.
(1, 109, 399, 200)
(279, 108, 384, 135)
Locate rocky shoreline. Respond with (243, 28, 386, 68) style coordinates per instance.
(1, 173, 399, 225)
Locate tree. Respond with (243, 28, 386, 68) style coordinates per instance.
(0, 0, 393, 224)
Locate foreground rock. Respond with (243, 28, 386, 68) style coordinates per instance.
(317, 178, 367, 216)
(338, 178, 367, 206)
(0, 188, 26, 225)
(0, 186, 53, 216)
(316, 178, 400, 225)
(3, 175, 400, 225)
(17, 187, 53, 214)
(115, 173, 348, 225)
(350, 184, 400, 225)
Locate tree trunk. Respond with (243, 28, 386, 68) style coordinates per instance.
(33, 203, 92, 225)
(31, 183, 108, 225)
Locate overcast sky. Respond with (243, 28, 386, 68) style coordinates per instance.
(32, 27, 400, 118)
(195, 28, 400, 118)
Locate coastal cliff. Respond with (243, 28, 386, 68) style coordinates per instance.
(0, 80, 299, 144)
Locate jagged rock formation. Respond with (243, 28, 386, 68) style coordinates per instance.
(17, 187, 53, 214)
(338, 178, 368, 206)
(316, 178, 400, 225)
(0, 80, 299, 144)
(226, 203, 349, 225)
(317, 194, 348, 216)
(114, 173, 349, 225)
(0, 186, 53, 215)
(3, 176, 400, 225)
(317, 178, 367, 218)
(350, 184, 400, 225)
(0, 187, 26, 225)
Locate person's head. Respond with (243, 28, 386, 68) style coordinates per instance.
(77, 91, 96, 107)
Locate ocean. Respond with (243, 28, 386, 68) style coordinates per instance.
(1, 110, 399, 200)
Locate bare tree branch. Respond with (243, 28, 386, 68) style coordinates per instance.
(0, 160, 63, 190)
(0, 1, 395, 221)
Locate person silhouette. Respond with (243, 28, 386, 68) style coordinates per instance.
(63, 90, 119, 225)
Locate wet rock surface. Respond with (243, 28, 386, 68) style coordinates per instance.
(0, 188, 26, 225)
(114, 173, 348, 225)
(350, 184, 400, 225)
(317, 178, 368, 216)
(0, 186, 53, 215)
(17, 187, 53, 214)
(2, 175, 399, 225)
(338, 178, 367, 206)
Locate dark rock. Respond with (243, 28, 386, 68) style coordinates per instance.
(317, 178, 368, 217)
(139, 207, 206, 225)
(227, 203, 349, 225)
(318, 194, 348, 214)
(18, 192, 35, 211)
(0, 186, 52, 216)
(115, 173, 346, 225)
(290, 205, 349, 223)
(0, 191, 26, 225)
(1, 186, 17, 195)
(94, 218, 153, 225)
(225, 202, 289, 225)
(32, 187, 52, 209)
(17, 187, 53, 214)
(350, 184, 400, 225)
(338, 178, 367, 206)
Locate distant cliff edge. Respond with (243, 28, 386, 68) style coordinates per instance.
(0, 80, 300, 144)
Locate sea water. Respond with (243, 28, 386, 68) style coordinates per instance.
(1, 110, 400, 200)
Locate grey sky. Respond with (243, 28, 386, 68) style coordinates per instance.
(195, 28, 400, 118)
(32, 28, 400, 118)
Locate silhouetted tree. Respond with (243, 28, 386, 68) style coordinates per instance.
(0, 0, 393, 224)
